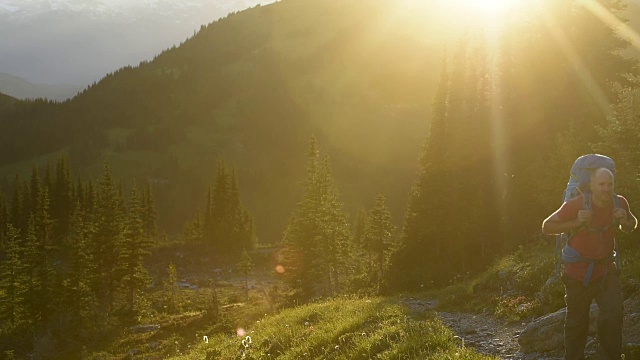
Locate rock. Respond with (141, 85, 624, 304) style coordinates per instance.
(518, 304, 597, 353)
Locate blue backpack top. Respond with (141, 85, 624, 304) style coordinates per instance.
(563, 154, 616, 204)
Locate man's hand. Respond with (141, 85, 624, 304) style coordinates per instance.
(614, 208, 628, 223)
(577, 210, 593, 224)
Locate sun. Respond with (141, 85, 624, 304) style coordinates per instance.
(456, 0, 520, 19)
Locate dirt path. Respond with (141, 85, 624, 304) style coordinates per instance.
(401, 298, 562, 360)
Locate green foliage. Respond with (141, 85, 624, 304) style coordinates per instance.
(435, 241, 567, 322)
(281, 137, 354, 301)
(164, 263, 180, 314)
(362, 194, 396, 292)
(192, 160, 255, 254)
(0, 158, 161, 357)
(179, 297, 496, 360)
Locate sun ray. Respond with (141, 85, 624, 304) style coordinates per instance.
(536, 2, 612, 117)
(578, 0, 640, 52)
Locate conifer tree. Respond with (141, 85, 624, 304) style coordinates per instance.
(142, 181, 158, 239)
(10, 175, 25, 232)
(228, 168, 255, 251)
(23, 216, 44, 322)
(364, 194, 395, 289)
(388, 53, 452, 290)
(52, 155, 74, 240)
(0, 224, 28, 330)
(237, 249, 253, 301)
(31, 187, 56, 322)
(282, 137, 353, 300)
(65, 201, 98, 339)
(119, 184, 152, 310)
(183, 209, 204, 244)
(210, 160, 230, 251)
(353, 208, 368, 248)
(164, 263, 179, 314)
(29, 166, 41, 217)
(84, 179, 95, 215)
(93, 160, 124, 312)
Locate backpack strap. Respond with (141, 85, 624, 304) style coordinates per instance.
(613, 194, 621, 274)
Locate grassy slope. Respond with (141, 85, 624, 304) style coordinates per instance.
(84, 239, 640, 359)
(181, 297, 498, 360)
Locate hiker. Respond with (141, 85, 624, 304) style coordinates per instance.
(542, 167, 637, 360)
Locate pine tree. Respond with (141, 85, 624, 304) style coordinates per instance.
(93, 160, 124, 312)
(142, 181, 158, 239)
(52, 155, 74, 240)
(10, 175, 25, 232)
(237, 249, 253, 301)
(119, 184, 152, 310)
(65, 201, 98, 339)
(388, 53, 452, 290)
(29, 166, 41, 218)
(31, 186, 55, 322)
(228, 168, 255, 251)
(364, 194, 395, 290)
(210, 160, 230, 251)
(282, 138, 353, 300)
(164, 263, 179, 314)
(0, 224, 28, 330)
(183, 209, 204, 244)
(23, 216, 44, 323)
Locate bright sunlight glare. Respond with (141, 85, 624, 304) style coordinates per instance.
(454, 0, 520, 19)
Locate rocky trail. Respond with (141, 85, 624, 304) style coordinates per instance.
(401, 294, 640, 360)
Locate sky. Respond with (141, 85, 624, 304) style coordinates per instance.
(0, 0, 273, 86)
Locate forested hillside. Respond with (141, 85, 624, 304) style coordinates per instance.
(0, 0, 454, 242)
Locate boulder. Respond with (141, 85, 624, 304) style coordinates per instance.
(518, 304, 597, 353)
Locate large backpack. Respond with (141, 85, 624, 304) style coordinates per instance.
(549, 154, 621, 286)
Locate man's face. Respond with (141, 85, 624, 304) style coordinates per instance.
(590, 169, 614, 203)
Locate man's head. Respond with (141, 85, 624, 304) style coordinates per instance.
(589, 167, 615, 204)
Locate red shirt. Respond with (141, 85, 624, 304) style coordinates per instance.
(556, 195, 629, 282)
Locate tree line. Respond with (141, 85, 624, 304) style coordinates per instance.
(0, 157, 158, 354)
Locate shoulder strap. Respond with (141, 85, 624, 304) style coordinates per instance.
(583, 192, 592, 211)
(613, 193, 621, 273)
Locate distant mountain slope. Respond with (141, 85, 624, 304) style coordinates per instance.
(0, 72, 80, 100)
(0, 0, 483, 240)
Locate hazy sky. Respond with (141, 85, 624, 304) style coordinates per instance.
(0, 0, 272, 86)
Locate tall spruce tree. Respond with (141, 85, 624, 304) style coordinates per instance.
(119, 184, 152, 310)
(65, 201, 98, 339)
(142, 181, 158, 239)
(52, 155, 74, 241)
(364, 194, 395, 290)
(93, 160, 124, 312)
(282, 137, 353, 300)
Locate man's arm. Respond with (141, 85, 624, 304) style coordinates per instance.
(542, 209, 591, 235)
(614, 207, 637, 233)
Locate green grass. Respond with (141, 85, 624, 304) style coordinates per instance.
(433, 241, 566, 322)
(175, 296, 496, 360)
